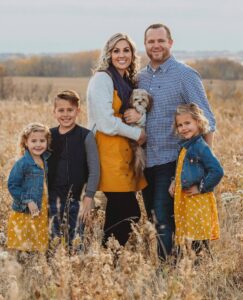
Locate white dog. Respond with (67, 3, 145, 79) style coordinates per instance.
(128, 89, 152, 177)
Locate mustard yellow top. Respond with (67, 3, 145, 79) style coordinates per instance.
(95, 91, 147, 192)
(7, 162, 48, 252)
(174, 148, 220, 245)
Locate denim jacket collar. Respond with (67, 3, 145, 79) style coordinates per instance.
(179, 135, 202, 149)
(24, 150, 50, 166)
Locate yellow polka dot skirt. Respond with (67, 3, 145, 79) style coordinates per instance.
(174, 148, 220, 245)
(7, 167, 48, 252)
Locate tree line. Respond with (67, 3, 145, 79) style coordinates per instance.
(188, 58, 243, 80)
(0, 52, 243, 79)
(0, 51, 100, 77)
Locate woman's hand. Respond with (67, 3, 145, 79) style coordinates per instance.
(137, 129, 146, 145)
(124, 109, 142, 124)
(169, 180, 175, 197)
(27, 201, 40, 217)
(184, 185, 200, 196)
(79, 196, 94, 224)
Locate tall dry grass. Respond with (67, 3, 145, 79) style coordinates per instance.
(0, 79, 242, 299)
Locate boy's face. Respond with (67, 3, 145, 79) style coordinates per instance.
(54, 98, 80, 132)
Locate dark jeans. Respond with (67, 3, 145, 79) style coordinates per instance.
(104, 192, 141, 246)
(49, 190, 84, 247)
(142, 161, 176, 259)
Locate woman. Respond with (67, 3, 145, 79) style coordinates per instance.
(87, 33, 147, 246)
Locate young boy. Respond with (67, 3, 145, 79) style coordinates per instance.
(48, 90, 100, 248)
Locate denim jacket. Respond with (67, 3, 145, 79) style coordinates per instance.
(8, 150, 50, 213)
(179, 135, 224, 193)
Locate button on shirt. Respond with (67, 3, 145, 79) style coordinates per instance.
(138, 56, 216, 168)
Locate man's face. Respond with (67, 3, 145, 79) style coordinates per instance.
(144, 27, 173, 67)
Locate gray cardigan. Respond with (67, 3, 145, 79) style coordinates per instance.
(86, 72, 142, 141)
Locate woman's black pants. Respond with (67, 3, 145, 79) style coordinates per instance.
(103, 192, 141, 246)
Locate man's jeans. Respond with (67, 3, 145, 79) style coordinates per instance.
(142, 161, 176, 259)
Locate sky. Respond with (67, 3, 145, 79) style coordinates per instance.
(0, 0, 242, 54)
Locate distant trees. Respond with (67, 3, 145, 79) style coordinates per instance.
(189, 58, 243, 80)
(2, 53, 243, 80)
(3, 50, 100, 77)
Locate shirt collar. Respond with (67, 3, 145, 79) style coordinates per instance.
(147, 55, 176, 73)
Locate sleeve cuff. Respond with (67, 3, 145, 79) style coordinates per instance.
(85, 190, 96, 198)
(21, 198, 34, 204)
(199, 180, 204, 193)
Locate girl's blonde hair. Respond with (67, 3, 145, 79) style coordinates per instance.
(94, 33, 139, 85)
(19, 123, 51, 155)
(174, 103, 210, 136)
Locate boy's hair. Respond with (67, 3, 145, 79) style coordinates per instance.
(54, 90, 80, 107)
(19, 122, 51, 155)
(174, 103, 210, 136)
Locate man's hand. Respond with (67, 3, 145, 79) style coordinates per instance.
(124, 109, 142, 124)
(169, 180, 175, 198)
(137, 129, 146, 146)
(184, 185, 200, 196)
(27, 201, 40, 217)
(79, 196, 94, 224)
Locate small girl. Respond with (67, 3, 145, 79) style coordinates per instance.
(7, 123, 51, 253)
(169, 103, 224, 254)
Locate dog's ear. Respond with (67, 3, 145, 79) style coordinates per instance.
(146, 93, 153, 112)
(129, 91, 135, 108)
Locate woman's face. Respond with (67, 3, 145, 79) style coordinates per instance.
(111, 39, 132, 76)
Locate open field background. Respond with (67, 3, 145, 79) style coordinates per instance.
(0, 77, 242, 299)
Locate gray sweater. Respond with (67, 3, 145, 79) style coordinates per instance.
(84, 131, 100, 197)
(87, 72, 142, 140)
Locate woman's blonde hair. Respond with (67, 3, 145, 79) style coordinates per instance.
(18, 122, 51, 155)
(94, 33, 139, 85)
(174, 103, 210, 136)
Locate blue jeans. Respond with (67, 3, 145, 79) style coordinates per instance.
(49, 190, 84, 247)
(142, 161, 176, 259)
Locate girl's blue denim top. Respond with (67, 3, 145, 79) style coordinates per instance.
(179, 135, 224, 193)
(8, 150, 50, 213)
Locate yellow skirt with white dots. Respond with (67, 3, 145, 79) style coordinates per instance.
(7, 182, 49, 252)
(174, 147, 220, 245)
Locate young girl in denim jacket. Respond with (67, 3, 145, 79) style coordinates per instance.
(169, 103, 224, 254)
(7, 123, 51, 252)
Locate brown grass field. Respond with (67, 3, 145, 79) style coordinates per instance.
(0, 77, 242, 299)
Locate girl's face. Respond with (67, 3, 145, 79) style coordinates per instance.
(25, 131, 47, 158)
(176, 113, 200, 140)
(111, 40, 132, 76)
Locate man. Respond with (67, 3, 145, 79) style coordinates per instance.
(124, 23, 216, 259)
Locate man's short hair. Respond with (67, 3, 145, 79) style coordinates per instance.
(144, 23, 172, 42)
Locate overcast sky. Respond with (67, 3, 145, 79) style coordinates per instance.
(0, 0, 242, 54)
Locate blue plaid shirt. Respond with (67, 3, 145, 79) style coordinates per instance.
(138, 56, 216, 168)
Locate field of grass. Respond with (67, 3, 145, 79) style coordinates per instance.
(0, 77, 242, 299)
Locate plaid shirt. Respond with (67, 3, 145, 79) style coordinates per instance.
(138, 56, 216, 168)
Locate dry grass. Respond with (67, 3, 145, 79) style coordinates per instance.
(0, 78, 242, 299)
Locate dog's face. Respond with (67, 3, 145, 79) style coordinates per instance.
(129, 89, 152, 114)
